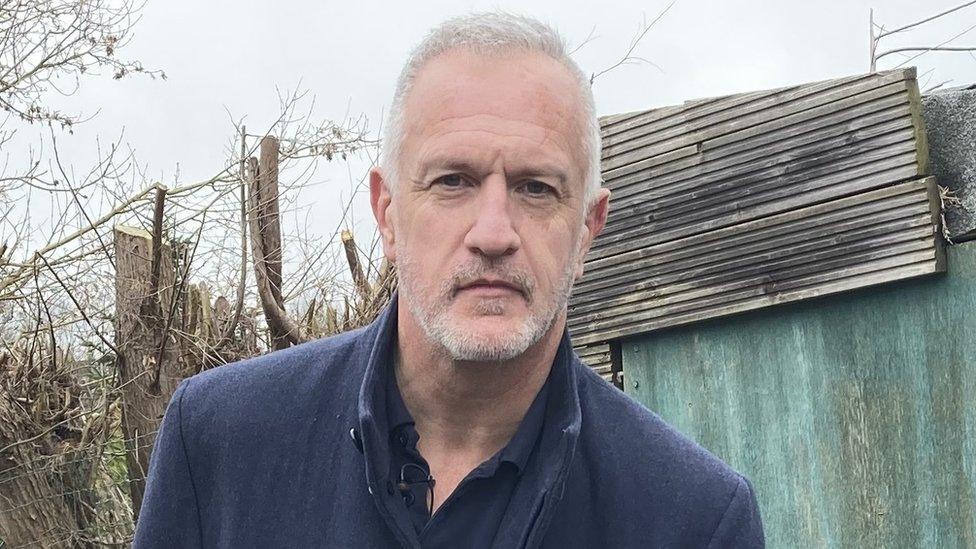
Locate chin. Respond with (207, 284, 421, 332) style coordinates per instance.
(441, 334, 534, 362)
(433, 311, 551, 362)
(401, 280, 564, 362)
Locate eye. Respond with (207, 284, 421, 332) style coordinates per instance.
(432, 174, 466, 188)
(519, 180, 556, 197)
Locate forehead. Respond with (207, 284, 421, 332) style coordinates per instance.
(400, 49, 585, 176)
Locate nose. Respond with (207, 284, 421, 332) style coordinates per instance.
(463, 177, 521, 258)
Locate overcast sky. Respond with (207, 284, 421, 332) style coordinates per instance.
(28, 0, 976, 252)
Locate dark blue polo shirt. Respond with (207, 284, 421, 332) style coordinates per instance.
(383, 360, 550, 548)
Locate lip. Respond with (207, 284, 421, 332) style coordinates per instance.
(456, 279, 524, 298)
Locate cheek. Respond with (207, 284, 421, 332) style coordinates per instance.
(398, 202, 469, 262)
(527, 228, 580, 283)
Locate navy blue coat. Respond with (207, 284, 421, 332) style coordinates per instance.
(134, 299, 764, 548)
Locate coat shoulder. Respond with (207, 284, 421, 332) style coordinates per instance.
(569, 363, 763, 546)
(173, 327, 369, 445)
(181, 327, 367, 405)
(576, 362, 742, 491)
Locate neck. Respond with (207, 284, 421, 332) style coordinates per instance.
(394, 304, 565, 457)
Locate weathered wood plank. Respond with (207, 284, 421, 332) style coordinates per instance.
(601, 115, 916, 234)
(574, 343, 611, 363)
(580, 190, 929, 292)
(905, 72, 930, 176)
(600, 86, 910, 187)
(572, 254, 939, 347)
(570, 222, 934, 323)
(604, 116, 918, 214)
(924, 174, 948, 271)
(602, 95, 912, 205)
(584, 178, 932, 274)
(572, 210, 933, 313)
(591, 156, 920, 261)
(599, 73, 873, 143)
(575, 230, 936, 325)
(574, 343, 613, 380)
(601, 74, 897, 161)
(700, 86, 909, 154)
(601, 70, 913, 171)
(601, 93, 758, 138)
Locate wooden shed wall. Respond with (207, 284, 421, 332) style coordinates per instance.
(622, 241, 976, 547)
(571, 68, 945, 371)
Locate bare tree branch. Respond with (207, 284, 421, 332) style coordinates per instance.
(590, 1, 674, 85)
(876, 46, 976, 61)
(0, 0, 165, 128)
(878, 0, 976, 38)
(870, 2, 976, 71)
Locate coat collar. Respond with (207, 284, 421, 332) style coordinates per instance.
(355, 294, 583, 548)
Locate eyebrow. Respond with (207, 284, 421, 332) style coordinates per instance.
(416, 157, 570, 186)
(418, 159, 488, 180)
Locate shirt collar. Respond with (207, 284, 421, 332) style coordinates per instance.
(383, 342, 552, 477)
(497, 371, 549, 474)
(385, 352, 414, 432)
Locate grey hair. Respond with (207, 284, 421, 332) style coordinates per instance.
(380, 12, 602, 205)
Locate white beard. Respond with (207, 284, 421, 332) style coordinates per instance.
(397, 238, 581, 362)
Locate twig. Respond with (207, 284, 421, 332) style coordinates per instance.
(877, 45, 976, 62)
(870, 9, 877, 72)
(878, 0, 976, 38)
(341, 230, 370, 303)
(893, 21, 976, 68)
(148, 186, 167, 301)
(590, 1, 674, 84)
(36, 252, 119, 358)
(0, 181, 164, 295)
(212, 125, 249, 354)
(871, 3, 976, 70)
(924, 80, 953, 93)
(34, 264, 57, 372)
(50, 127, 117, 271)
(151, 210, 205, 392)
(568, 25, 598, 56)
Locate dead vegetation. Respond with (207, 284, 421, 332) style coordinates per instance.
(0, 1, 392, 546)
(0, 118, 393, 546)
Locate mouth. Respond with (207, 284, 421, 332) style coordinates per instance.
(455, 278, 526, 299)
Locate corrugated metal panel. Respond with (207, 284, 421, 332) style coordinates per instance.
(569, 68, 945, 349)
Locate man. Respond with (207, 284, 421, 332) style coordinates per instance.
(135, 12, 764, 548)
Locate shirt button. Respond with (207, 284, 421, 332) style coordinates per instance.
(349, 428, 363, 453)
(397, 433, 408, 447)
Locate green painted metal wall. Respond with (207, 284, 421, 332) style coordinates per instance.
(623, 242, 976, 548)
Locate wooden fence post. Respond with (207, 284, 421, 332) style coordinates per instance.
(248, 136, 303, 349)
(113, 224, 182, 519)
(258, 136, 284, 308)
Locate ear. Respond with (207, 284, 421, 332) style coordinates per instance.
(574, 187, 611, 280)
(370, 168, 397, 263)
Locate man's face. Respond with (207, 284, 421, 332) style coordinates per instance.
(372, 49, 609, 361)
